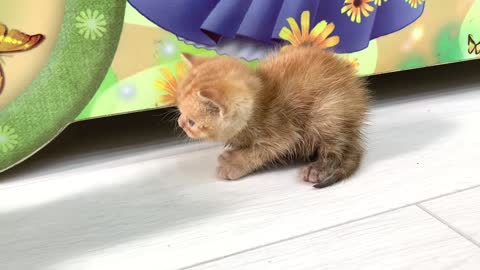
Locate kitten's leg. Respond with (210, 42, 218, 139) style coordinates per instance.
(301, 142, 362, 188)
(217, 146, 282, 180)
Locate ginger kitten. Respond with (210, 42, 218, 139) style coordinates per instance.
(176, 46, 369, 188)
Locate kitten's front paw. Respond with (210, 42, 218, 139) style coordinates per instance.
(217, 151, 250, 180)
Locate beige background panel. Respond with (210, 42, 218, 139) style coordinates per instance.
(111, 24, 168, 80)
(0, 0, 64, 109)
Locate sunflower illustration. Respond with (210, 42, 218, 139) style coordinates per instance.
(341, 0, 375, 23)
(279, 11, 340, 50)
(405, 0, 424, 8)
(374, 0, 388, 6)
(154, 61, 188, 106)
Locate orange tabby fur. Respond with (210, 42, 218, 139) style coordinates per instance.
(176, 46, 369, 188)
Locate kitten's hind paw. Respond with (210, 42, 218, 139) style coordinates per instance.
(300, 164, 342, 189)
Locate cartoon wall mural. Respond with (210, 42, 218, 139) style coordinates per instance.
(0, 0, 126, 172)
(1, 0, 480, 173)
(127, 0, 424, 60)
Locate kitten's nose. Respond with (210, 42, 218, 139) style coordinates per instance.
(178, 118, 185, 129)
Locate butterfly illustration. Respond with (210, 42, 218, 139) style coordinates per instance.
(0, 23, 44, 95)
(468, 34, 480, 55)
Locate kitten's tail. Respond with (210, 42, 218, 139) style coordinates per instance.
(316, 149, 361, 189)
(302, 141, 363, 189)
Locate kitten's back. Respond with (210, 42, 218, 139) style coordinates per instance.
(258, 46, 363, 101)
(256, 46, 368, 127)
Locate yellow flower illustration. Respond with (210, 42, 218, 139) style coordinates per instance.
(341, 0, 375, 23)
(405, 0, 424, 8)
(279, 11, 340, 50)
(154, 61, 188, 106)
(374, 0, 388, 6)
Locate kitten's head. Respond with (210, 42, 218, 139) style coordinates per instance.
(176, 54, 260, 142)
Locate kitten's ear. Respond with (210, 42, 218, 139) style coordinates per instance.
(197, 90, 225, 116)
(182, 53, 209, 68)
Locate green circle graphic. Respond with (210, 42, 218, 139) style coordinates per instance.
(0, 0, 126, 172)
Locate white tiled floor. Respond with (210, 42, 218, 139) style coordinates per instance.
(1, 61, 480, 270)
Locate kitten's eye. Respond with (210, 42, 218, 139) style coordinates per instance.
(188, 119, 196, 127)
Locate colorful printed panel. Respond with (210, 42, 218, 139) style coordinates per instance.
(76, 0, 480, 121)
